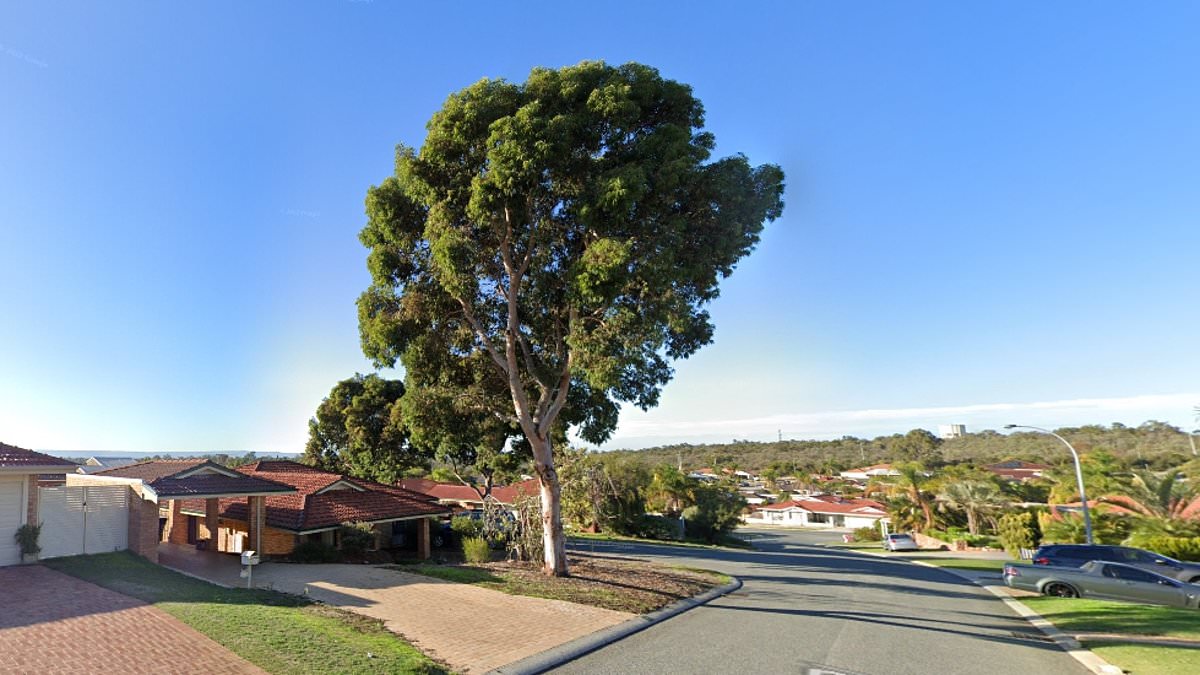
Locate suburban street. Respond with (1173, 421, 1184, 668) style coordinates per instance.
(555, 528, 1087, 675)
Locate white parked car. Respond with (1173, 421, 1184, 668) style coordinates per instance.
(884, 533, 919, 552)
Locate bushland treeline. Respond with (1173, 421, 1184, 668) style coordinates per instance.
(606, 421, 1196, 474)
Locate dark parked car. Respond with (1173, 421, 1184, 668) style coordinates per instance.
(1031, 544, 1200, 584)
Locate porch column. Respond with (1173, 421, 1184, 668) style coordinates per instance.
(416, 518, 431, 560)
(165, 500, 189, 545)
(204, 498, 220, 547)
(247, 495, 265, 554)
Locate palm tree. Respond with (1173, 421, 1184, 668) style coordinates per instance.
(1099, 470, 1200, 522)
(937, 480, 1009, 535)
(890, 463, 936, 531)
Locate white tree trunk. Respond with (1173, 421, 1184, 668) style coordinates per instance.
(532, 436, 568, 576)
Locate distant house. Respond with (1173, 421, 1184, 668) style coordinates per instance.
(398, 477, 541, 511)
(76, 456, 139, 475)
(985, 460, 1051, 482)
(746, 495, 889, 529)
(839, 464, 901, 481)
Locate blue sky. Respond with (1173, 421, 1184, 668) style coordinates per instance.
(1, 2, 1197, 454)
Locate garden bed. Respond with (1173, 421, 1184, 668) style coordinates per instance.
(394, 553, 729, 614)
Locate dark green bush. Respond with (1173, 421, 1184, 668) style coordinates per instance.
(450, 514, 484, 539)
(338, 522, 376, 559)
(291, 540, 342, 563)
(637, 514, 684, 540)
(683, 484, 746, 544)
(1144, 536, 1200, 562)
(852, 526, 882, 542)
(997, 512, 1039, 559)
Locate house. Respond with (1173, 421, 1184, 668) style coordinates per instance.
(399, 477, 541, 511)
(1, 443, 78, 566)
(746, 495, 889, 530)
(76, 456, 139, 475)
(68, 459, 301, 563)
(839, 464, 902, 481)
(985, 460, 1051, 482)
(175, 460, 452, 558)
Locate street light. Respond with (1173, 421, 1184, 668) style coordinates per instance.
(1004, 424, 1094, 545)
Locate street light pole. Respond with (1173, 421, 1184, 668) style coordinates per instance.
(1004, 424, 1094, 545)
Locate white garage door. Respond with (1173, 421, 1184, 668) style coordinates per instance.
(0, 476, 27, 566)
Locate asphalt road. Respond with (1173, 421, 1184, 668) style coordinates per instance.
(554, 528, 1088, 675)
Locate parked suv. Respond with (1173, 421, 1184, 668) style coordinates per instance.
(1031, 544, 1200, 584)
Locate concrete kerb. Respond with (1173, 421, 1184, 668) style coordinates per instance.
(489, 576, 743, 675)
(857, 551, 1123, 675)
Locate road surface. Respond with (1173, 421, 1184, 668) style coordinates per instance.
(554, 528, 1086, 675)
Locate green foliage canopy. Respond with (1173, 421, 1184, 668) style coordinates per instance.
(304, 374, 423, 484)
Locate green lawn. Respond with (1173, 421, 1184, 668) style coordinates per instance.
(1089, 644, 1200, 675)
(1021, 597, 1200, 640)
(45, 552, 446, 675)
(907, 557, 1007, 572)
(1022, 597, 1200, 675)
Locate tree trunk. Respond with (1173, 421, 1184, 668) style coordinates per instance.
(532, 436, 568, 577)
(966, 510, 978, 536)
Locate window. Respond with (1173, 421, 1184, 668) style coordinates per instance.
(1110, 566, 1159, 584)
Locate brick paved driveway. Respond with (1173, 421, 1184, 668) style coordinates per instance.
(0, 566, 263, 675)
(251, 563, 632, 674)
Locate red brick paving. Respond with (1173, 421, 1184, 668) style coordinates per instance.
(0, 566, 263, 675)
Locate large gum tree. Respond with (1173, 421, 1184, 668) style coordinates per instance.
(358, 61, 784, 575)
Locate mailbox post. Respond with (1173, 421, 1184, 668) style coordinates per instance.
(240, 550, 260, 589)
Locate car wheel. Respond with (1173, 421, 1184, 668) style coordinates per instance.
(1188, 576, 1200, 585)
(1044, 583, 1078, 598)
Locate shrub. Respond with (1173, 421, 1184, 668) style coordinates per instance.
(1144, 536, 1200, 562)
(506, 494, 544, 563)
(852, 526, 882, 542)
(291, 540, 342, 563)
(450, 514, 484, 539)
(338, 522, 376, 559)
(683, 483, 746, 544)
(462, 536, 491, 563)
(638, 514, 684, 541)
(997, 512, 1040, 559)
(14, 523, 41, 558)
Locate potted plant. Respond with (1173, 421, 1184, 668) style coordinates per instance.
(14, 523, 41, 563)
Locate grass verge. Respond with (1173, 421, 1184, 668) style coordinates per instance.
(568, 531, 753, 550)
(1022, 596, 1200, 675)
(904, 557, 1007, 572)
(45, 552, 446, 675)
(393, 554, 727, 614)
(1088, 644, 1200, 675)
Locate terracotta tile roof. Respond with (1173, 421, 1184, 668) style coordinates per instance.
(189, 461, 450, 532)
(94, 459, 295, 498)
(398, 478, 540, 505)
(760, 497, 888, 516)
(987, 460, 1052, 471)
(0, 443, 78, 470)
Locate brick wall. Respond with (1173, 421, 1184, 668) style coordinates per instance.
(165, 500, 192, 545)
(24, 475, 37, 527)
(126, 493, 161, 563)
(217, 520, 295, 556)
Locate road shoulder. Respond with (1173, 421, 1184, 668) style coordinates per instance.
(489, 576, 743, 675)
(866, 552, 1123, 675)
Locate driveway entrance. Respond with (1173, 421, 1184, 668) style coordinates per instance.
(0, 565, 262, 674)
